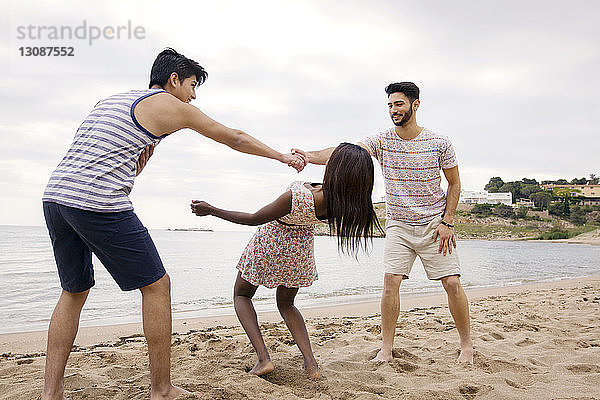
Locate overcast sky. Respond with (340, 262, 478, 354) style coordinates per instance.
(1, 0, 598, 230)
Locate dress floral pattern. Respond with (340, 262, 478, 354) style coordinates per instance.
(237, 181, 322, 288)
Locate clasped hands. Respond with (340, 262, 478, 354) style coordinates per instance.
(282, 149, 308, 172)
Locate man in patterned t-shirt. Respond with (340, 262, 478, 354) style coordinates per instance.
(294, 82, 473, 364)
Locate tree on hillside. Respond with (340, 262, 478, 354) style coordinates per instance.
(549, 187, 580, 218)
(590, 174, 599, 185)
(530, 191, 552, 209)
(569, 205, 586, 225)
(522, 178, 538, 185)
(521, 183, 541, 198)
(493, 204, 516, 218)
(485, 177, 504, 192)
(516, 207, 528, 218)
(571, 177, 587, 184)
(471, 203, 493, 217)
(555, 179, 569, 185)
(499, 182, 521, 203)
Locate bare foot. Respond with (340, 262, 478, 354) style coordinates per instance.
(371, 349, 393, 363)
(248, 360, 274, 376)
(151, 385, 197, 400)
(456, 341, 474, 364)
(305, 362, 321, 381)
(40, 389, 69, 400)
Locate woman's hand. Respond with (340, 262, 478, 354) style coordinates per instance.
(190, 200, 213, 216)
(136, 144, 155, 176)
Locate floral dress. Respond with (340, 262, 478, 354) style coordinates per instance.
(237, 181, 323, 288)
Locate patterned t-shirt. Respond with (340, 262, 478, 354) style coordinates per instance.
(361, 127, 458, 224)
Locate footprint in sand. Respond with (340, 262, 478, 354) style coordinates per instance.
(105, 365, 141, 381)
(515, 337, 537, 347)
(475, 356, 532, 374)
(391, 348, 421, 362)
(328, 360, 375, 373)
(526, 357, 547, 367)
(367, 325, 381, 335)
(504, 377, 534, 389)
(390, 360, 419, 373)
(459, 383, 480, 394)
(566, 363, 600, 374)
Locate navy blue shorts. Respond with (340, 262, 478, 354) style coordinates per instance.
(43, 202, 166, 293)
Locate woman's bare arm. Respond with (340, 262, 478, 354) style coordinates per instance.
(190, 191, 292, 226)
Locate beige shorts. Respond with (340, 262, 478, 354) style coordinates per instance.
(383, 216, 461, 280)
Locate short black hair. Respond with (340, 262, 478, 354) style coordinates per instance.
(149, 48, 208, 89)
(384, 82, 419, 103)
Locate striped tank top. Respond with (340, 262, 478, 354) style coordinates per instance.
(43, 89, 166, 212)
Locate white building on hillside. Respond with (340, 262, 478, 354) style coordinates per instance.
(460, 190, 512, 205)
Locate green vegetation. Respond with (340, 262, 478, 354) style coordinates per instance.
(483, 174, 600, 226)
(471, 203, 515, 218)
(455, 173, 600, 240)
(537, 224, 599, 240)
(538, 229, 569, 240)
(455, 223, 542, 239)
(484, 177, 542, 203)
(515, 207, 528, 219)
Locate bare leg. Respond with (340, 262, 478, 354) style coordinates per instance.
(233, 273, 274, 375)
(441, 275, 473, 364)
(276, 286, 320, 380)
(41, 289, 89, 400)
(372, 273, 404, 362)
(140, 274, 192, 399)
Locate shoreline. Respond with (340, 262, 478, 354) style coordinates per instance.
(2, 274, 598, 355)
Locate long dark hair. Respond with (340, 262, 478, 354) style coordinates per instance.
(322, 143, 382, 256)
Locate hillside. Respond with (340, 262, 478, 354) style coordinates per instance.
(316, 203, 599, 242)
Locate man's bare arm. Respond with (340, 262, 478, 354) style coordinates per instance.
(292, 142, 372, 165)
(290, 147, 335, 165)
(442, 166, 461, 224)
(134, 93, 304, 170)
(432, 165, 461, 255)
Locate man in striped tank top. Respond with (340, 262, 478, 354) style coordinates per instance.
(293, 82, 473, 365)
(41, 48, 305, 400)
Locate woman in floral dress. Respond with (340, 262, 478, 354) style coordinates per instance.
(191, 143, 381, 380)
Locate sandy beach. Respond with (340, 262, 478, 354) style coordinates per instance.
(1, 276, 599, 399)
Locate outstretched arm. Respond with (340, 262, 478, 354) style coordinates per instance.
(291, 142, 372, 165)
(190, 190, 292, 226)
(134, 93, 305, 171)
(291, 147, 335, 165)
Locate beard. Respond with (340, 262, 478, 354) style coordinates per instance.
(391, 103, 413, 126)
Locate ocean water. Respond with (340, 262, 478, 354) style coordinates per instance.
(0, 225, 599, 334)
